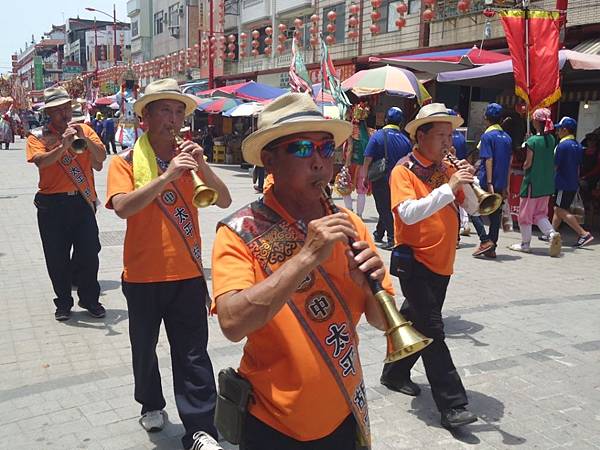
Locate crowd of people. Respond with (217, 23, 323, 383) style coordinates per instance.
(22, 77, 596, 450)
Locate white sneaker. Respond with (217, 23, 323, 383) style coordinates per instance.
(139, 410, 165, 432)
(189, 431, 223, 450)
(549, 232, 562, 257)
(460, 226, 471, 237)
(508, 243, 531, 253)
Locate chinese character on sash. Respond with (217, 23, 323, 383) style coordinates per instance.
(325, 323, 350, 358)
(183, 221, 194, 237)
(174, 207, 189, 224)
(192, 244, 201, 261)
(353, 381, 367, 410)
(339, 345, 356, 377)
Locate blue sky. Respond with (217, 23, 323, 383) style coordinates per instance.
(1, 1, 129, 71)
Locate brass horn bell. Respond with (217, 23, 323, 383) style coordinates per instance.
(375, 289, 432, 362)
(71, 138, 87, 154)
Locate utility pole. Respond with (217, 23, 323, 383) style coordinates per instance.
(208, 0, 214, 89)
(113, 3, 118, 65)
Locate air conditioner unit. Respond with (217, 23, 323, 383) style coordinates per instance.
(169, 26, 180, 37)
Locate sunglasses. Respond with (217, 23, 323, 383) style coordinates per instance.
(275, 138, 337, 159)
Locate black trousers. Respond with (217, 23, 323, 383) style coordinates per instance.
(103, 134, 117, 154)
(381, 261, 468, 412)
(242, 414, 357, 450)
(35, 193, 101, 311)
(122, 277, 217, 449)
(371, 176, 394, 243)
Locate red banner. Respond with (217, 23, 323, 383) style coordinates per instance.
(500, 9, 562, 111)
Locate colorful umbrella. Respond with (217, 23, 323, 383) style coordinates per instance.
(197, 97, 243, 114)
(94, 95, 116, 106)
(370, 46, 510, 74)
(195, 81, 287, 102)
(341, 66, 432, 105)
(222, 102, 265, 117)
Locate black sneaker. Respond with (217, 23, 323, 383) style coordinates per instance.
(373, 232, 384, 243)
(441, 407, 478, 428)
(380, 377, 421, 396)
(380, 241, 394, 251)
(573, 233, 594, 248)
(78, 301, 106, 318)
(55, 308, 71, 321)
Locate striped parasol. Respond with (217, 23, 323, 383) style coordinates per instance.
(197, 97, 243, 114)
(341, 65, 432, 105)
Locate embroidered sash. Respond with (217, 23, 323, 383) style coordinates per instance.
(154, 178, 205, 277)
(32, 127, 96, 209)
(219, 200, 371, 448)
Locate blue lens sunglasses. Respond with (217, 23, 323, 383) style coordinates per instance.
(275, 138, 337, 159)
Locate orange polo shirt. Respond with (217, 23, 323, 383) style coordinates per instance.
(105, 154, 203, 283)
(26, 124, 103, 196)
(390, 154, 464, 276)
(211, 189, 394, 441)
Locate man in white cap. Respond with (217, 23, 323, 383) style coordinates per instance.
(211, 92, 394, 449)
(380, 103, 480, 429)
(106, 78, 231, 450)
(26, 86, 107, 321)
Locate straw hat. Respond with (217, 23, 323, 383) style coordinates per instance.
(40, 86, 74, 110)
(134, 78, 197, 117)
(405, 103, 464, 140)
(242, 92, 352, 167)
(71, 105, 86, 123)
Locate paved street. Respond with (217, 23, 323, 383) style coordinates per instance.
(1, 137, 599, 450)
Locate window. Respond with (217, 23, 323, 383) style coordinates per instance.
(169, 3, 180, 28)
(322, 3, 346, 44)
(154, 11, 164, 35)
(409, 0, 421, 15)
(131, 20, 139, 37)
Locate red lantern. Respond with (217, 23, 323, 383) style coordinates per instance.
(483, 8, 496, 18)
(227, 43, 236, 51)
(309, 26, 318, 35)
(423, 0, 435, 6)
(371, 11, 381, 21)
(240, 32, 248, 40)
(396, 18, 406, 28)
(264, 46, 272, 56)
(371, 0, 382, 8)
(265, 26, 273, 36)
(310, 36, 318, 47)
(348, 30, 359, 39)
(422, 8, 434, 21)
(210, 36, 217, 44)
(396, 2, 408, 15)
(327, 10, 337, 21)
(276, 44, 285, 53)
(457, 0, 470, 13)
(252, 30, 260, 39)
(348, 16, 358, 27)
(251, 40, 259, 48)
(264, 36, 272, 46)
(327, 23, 336, 33)
(294, 18, 303, 28)
(325, 34, 335, 45)
(310, 14, 319, 23)
(239, 40, 247, 48)
(370, 24, 380, 34)
(349, 3, 360, 15)
(278, 34, 287, 43)
(227, 51, 235, 60)
(240, 50, 247, 57)
(251, 49, 259, 57)
(278, 23, 287, 32)
(228, 34, 236, 43)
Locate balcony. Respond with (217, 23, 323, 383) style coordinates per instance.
(127, 0, 140, 17)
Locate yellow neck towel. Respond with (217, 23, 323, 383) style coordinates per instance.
(132, 132, 159, 190)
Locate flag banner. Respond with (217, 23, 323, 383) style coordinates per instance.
(500, 9, 562, 111)
(320, 35, 351, 119)
(289, 39, 313, 96)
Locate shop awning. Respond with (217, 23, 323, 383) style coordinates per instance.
(370, 46, 510, 74)
(572, 38, 600, 56)
(194, 81, 287, 102)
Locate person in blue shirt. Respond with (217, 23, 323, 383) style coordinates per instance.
(102, 113, 117, 155)
(363, 107, 413, 249)
(552, 117, 593, 247)
(448, 109, 468, 160)
(471, 103, 513, 258)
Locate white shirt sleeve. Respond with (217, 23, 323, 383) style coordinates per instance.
(396, 183, 456, 225)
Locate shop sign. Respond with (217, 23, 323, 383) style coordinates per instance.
(33, 56, 44, 91)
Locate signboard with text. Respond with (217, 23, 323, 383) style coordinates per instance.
(33, 56, 44, 91)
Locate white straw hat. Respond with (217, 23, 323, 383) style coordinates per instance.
(134, 78, 197, 117)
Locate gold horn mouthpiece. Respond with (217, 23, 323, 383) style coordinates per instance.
(172, 130, 219, 208)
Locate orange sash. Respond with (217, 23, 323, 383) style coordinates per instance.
(220, 200, 371, 447)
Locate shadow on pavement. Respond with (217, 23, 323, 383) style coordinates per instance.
(99, 279, 121, 292)
(61, 308, 128, 336)
(445, 315, 489, 347)
(408, 387, 527, 446)
(147, 413, 186, 449)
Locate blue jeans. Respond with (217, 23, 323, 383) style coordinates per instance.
(470, 202, 503, 245)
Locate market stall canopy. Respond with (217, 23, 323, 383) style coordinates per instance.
(222, 102, 265, 117)
(197, 97, 243, 114)
(341, 65, 432, 105)
(437, 50, 600, 88)
(195, 81, 287, 102)
(370, 46, 510, 74)
(94, 95, 116, 106)
(312, 83, 336, 104)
